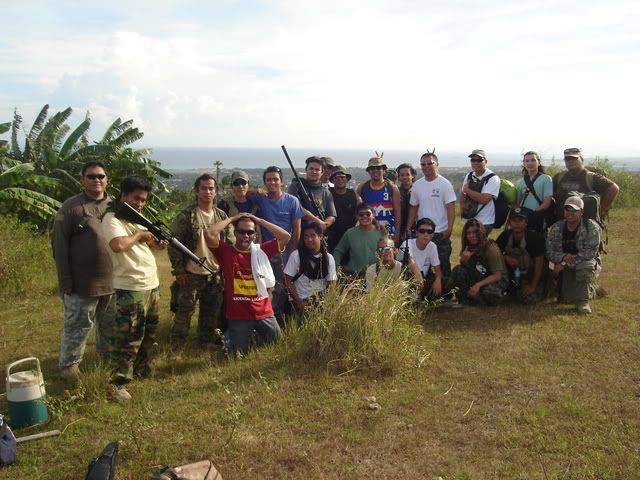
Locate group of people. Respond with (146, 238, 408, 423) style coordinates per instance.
(51, 147, 619, 401)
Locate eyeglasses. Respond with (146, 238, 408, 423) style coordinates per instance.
(417, 228, 434, 235)
(470, 158, 484, 163)
(358, 211, 372, 217)
(376, 245, 393, 253)
(420, 162, 436, 167)
(232, 180, 248, 186)
(85, 174, 106, 180)
(236, 229, 256, 236)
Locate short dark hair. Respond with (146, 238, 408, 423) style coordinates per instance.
(420, 152, 439, 163)
(120, 175, 152, 195)
(194, 173, 217, 190)
(415, 217, 436, 231)
(302, 221, 323, 236)
(356, 202, 373, 214)
(396, 163, 417, 177)
(263, 166, 283, 183)
(305, 156, 324, 171)
(232, 216, 256, 230)
(81, 161, 106, 176)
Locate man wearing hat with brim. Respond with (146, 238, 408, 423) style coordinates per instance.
(551, 147, 619, 223)
(356, 156, 402, 244)
(460, 149, 501, 235)
(328, 165, 361, 252)
(320, 156, 335, 186)
(546, 196, 602, 314)
(496, 206, 547, 304)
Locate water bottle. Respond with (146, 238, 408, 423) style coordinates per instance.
(513, 268, 521, 287)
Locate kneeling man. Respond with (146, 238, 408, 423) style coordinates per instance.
(206, 213, 291, 355)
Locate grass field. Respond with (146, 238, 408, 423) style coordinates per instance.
(1, 209, 638, 479)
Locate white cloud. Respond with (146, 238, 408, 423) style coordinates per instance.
(0, 0, 638, 156)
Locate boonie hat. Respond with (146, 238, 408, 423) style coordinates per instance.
(231, 170, 249, 183)
(321, 156, 335, 168)
(564, 147, 582, 159)
(564, 196, 584, 211)
(468, 149, 487, 160)
(329, 165, 352, 181)
(367, 156, 387, 170)
(510, 206, 530, 219)
(385, 168, 398, 183)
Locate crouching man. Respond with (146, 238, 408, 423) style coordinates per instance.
(496, 207, 547, 304)
(205, 213, 290, 355)
(546, 196, 601, 314)
(102, 176, 167, 402)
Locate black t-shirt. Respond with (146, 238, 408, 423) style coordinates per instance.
(561, 224, 579, 254)
(496, 229, 546, 258)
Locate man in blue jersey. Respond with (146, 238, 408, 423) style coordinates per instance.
(356, 156, 401, 245)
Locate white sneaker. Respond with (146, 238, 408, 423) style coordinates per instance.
(108, 384, 132, 403)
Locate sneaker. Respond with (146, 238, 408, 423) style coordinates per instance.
(576, 302, 592, 315)
(108, 384, 132, 403)
(60, 365, 81, 383)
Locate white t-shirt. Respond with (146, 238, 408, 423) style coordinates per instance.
(462, 169, 501, 226)
(398, 239, 440, 276)
(102, 212, 159, 291)
(284, 250, 337, 300)
(409, 175, 457, 233)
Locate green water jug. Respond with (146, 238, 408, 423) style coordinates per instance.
(6, 357, 49, 429)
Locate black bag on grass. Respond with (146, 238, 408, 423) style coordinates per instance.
(85, 441, 118, 480)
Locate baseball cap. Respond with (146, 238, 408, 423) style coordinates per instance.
(468, 149, 487, 160)
(564, 147, 582, 159)
(564, 196, 584, 211)
(231, 170, 249, 183)
(510, 206, 530, 219)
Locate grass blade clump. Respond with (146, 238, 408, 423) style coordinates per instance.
(291, 274, 423, 375)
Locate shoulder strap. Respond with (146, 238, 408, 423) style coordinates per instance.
(523, 173, 543, 205)
(585, 170, 595, 191)
(472, 173, 496, 217)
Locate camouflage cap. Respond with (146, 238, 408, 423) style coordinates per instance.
(231, 170, 249, 183)
(367, 156, 387, 170)
(385, 168, 398, 183)
(321, 156, 335, 168)
(329, 164, 351, 181)
(564, 196, 584, 211)
(468, 149, 487, 160)
(563, 147, 582, 159)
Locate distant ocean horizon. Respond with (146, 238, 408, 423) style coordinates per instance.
(150, 146, 640, 171)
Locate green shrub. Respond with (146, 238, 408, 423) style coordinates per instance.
(0, 215, 56, 298)
(588, 157, 640, 209)
(289, 276, 424, 375)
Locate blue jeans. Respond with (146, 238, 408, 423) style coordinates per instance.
(224, 317, 281, 355)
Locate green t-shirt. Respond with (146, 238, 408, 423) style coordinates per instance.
(333, 226, 384, 275)
(480, 241, 508, 277)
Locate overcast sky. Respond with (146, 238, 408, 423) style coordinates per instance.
(1, 0, 638, 159)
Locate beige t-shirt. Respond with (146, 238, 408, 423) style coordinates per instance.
(186, 208, 219, 275)
(102, 212, 159, 291)
(365, 260, 402, 292)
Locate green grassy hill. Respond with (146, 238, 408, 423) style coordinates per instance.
(1, 209, 638, 479)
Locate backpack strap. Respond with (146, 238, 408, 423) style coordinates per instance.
(470, 172, 496, 217)
(523, 173, 543, 205)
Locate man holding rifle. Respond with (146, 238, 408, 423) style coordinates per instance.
(102, 176, 167, 402)
(288, 156, 336, 231)
(168, 173, 234, 348)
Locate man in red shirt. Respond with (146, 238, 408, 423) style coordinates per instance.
(206, 213, 290, 355)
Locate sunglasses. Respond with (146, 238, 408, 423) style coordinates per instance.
(232, 180, 248, 186)
(358, 211, 372, 217)
(417, 228, 434, 235)
(376, 245, 393, 253)
(420, 162, 436, 167)
(470, 158, 484, 163)
(236, 229, 256, 236)
(85, 174, 106, 180)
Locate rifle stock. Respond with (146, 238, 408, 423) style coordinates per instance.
(115, 203, 216, 275)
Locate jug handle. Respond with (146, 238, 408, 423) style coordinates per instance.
(6, 357, 41, 379)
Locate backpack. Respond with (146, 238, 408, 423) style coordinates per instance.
(461, 172, 513, 228)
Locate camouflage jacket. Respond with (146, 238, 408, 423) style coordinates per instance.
(168, 203, 235, 276)
(546, 218, 601, 267)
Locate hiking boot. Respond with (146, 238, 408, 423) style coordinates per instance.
(576, 302, 592, 315)
(134, 365, 154, 379)
(108, 384, 132, 403)
(60, 365, 81, 383)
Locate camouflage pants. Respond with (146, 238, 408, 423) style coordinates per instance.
(559, 261, 601, 305)
(452, 264, 509, 306)
(59, 293, 115, 368)
(111, 288, 159, 385)
(170, 273, 224, 344)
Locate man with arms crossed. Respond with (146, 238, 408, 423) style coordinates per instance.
(169, 173, 234, 347)
(406, 153, 456, 279)
(102, 176, 167, 402)
(52, 161, 115, 382)
(206, 213, 291, 355)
